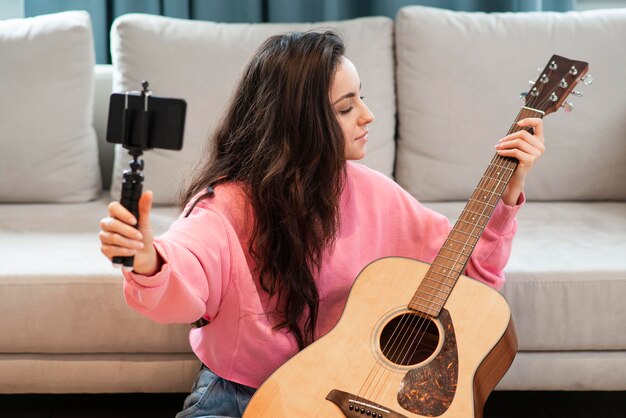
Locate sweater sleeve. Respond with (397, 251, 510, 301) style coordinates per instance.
(122, 204, 233, 324)
(419, 194, 525, 291)
(464, 193, 524, 290)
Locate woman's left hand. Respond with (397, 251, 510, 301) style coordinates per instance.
(495, 117, 545, 205)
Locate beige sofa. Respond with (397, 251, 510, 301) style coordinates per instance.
(0, 6, 625, 394)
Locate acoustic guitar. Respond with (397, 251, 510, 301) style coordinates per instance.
(243, 55, 590, 418)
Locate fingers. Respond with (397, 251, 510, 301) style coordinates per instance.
(108, 201, 137, 226)
(100, 191, 155, 263)
(496, 118, 545, 167)
(100, 216, 143, 240)
(517, 117, 544, 140)
(99, 218, 145, 260)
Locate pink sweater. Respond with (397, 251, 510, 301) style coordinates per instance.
(123, 162, 522, 388)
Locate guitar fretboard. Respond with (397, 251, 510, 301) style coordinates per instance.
(409, 107, 544, 317)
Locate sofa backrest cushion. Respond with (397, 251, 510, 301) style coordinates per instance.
(395, 6, 626, 201)
(0, 11, 102, 203)
(110, 14, 395, 205)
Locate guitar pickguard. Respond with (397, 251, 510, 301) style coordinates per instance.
(397, 308, 458, 417)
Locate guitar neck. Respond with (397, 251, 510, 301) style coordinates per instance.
(408, 107, 544, 317)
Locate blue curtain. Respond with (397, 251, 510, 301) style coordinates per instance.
(25, 0, 576, 64)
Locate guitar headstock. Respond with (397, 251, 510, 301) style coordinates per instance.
(523, 54, 591, 116)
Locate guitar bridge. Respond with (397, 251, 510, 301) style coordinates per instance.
(325, 389, 408, 418)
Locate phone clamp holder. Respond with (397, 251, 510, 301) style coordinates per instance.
(106, 80, 186, 272)
(113, 81, 151, 271)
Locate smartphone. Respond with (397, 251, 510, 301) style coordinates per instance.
(106, 92, 186, 150)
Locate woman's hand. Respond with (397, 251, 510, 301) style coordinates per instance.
(495, 117, 545, 205)
(99, 191, 160, 276)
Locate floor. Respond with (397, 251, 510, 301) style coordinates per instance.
(0, 391, 624, 418)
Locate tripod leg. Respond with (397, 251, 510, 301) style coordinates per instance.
(112, 170, 143, 271)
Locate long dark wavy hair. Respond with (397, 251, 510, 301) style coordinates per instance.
(180, 31, 347, 349)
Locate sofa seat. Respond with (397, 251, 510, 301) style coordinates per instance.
(429, 201, 626, 351)
(428, 200, 626, 390)
(0, 196, 201, 393)
(1, 195, 623, 392)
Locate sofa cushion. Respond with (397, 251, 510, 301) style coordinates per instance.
(110, 14, 395, 204)
(0, 197, 191, 353)
(427, 200, 626, 351)
(0, 11, 101, 203)
(395, 6, 626, 201)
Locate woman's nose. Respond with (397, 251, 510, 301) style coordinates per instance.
(360, 104, 374, 125)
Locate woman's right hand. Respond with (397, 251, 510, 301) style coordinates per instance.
(99, 190, 160, 276)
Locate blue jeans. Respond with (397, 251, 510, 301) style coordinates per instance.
(175, 365, 257, 418)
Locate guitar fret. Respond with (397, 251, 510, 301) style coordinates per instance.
(427, 269, 460, 281)
(420, 281, 453, 292)
(414, 290, 447, 302)
(483, 169, 510, 183)
(436, 253, 467, 266)
(468, 198, 496, 209)
(482, 173, 508, 184)
(439, 244, 471, 257)
(472, 190, 500, 206)
(457, 218, 483, 229)
(432, 263, 462, 275)
(412, 296, 443, 310)
(451, 229, 481, 240)
(408, 301, 439, 315)
(461, 209, 490, 220)
(412, 294, 445, 306)
(422, 275, 455, 288)
(446, 237, 472, 246)
(476, 186, 498, 195)
(490, 161, 515, 172)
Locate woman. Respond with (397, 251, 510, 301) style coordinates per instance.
(99, 31, 544, 417)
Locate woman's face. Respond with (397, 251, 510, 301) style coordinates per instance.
(330, 56, 375, 160)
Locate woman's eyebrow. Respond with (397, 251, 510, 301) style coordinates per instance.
(332, 83, 362, 105)
(333, 92, 356, 105)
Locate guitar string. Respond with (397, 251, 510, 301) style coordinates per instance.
(371, 67, 567, 402)
(361, 66, 565, 406)
(357, 104, 534, 406)
(357, 121, 521, 406)
(371, 68, 566, 399)
(369, 137, 518, 405)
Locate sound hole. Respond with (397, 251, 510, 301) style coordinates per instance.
(379, 313, 440, 366)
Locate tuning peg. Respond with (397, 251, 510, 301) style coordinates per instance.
(519, 92, 528, 100)
(561, 101, 574, 112)
(582, 74, 594, 85)
(571, 90, 584, 97)
(529, 80, 536, 86)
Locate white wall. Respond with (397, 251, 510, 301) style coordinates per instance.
(0, 0, 23, 20)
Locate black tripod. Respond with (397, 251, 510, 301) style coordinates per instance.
(111, 82, 150, 271)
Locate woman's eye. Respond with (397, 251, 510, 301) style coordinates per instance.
(339, 106, 354, 114)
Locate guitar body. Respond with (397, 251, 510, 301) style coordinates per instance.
(244, 257, 517, 418)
